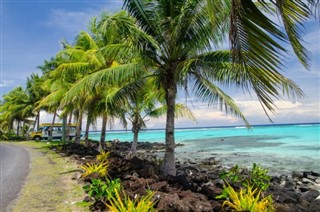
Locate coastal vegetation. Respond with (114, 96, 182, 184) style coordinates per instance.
(3, 140, 320, 211)
(1, 0, 318, 181)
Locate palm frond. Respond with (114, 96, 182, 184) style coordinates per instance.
(230, 0, 287, 72)
(149, 103, 197, 123)
(192, 71, 250, 126)
(193, 50, 303, 115)
(123, 0, 159, 36)
(274, 0, 311, 69)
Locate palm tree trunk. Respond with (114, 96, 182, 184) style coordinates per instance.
(33, 112, 38, 131)
(62, 115, 67, 142)
(131, 129, 139, 157)
(49, 112, 56, 141)
(16, 120, 20, 136)
(84, 113, 91, 146)
(66, 112, 73, 142)
(162, 72, 177, 177)
(9, 121, 13, 134)
(37, 111, 40, 130)
(99, 115, 107, 152)
(22, 121, 25, 137)
(75, 110, 83, 143)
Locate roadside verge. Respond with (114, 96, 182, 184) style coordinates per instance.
(9, 141, 88, 212)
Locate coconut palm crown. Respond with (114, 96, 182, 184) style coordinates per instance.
(116, 0, 317, 176)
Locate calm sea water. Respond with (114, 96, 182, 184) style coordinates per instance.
(89, 123, 320, 175)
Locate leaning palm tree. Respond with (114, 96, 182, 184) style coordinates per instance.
(26, 73, 48, 131)
(117, 0, 316, 176)
(39, 36, 97, 142)
(36, 55, 71, 141)
(61, 11, 149, 149)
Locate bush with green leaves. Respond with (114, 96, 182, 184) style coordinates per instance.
(80, 150, 111, 179)
(80, 161, 109, 179)
(96, 151, 110, 164)
(105, 189, 157, 212)
(83, 178, 122, 201)
(220, 163, 271, 191)
(218, 182, 275, 212)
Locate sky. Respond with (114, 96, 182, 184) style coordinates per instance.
(0, 0, 319, 130)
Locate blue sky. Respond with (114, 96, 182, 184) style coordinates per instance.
(1, 0, 319, 129)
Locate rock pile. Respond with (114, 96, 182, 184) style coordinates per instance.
(268, 171, 320, 211)
(56, 141, 320, 212)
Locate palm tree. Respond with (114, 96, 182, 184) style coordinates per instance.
(0, 87, 34, 137)
(58, 29, 116, 146)
(60, 11, 149, 149)
(38, 40, 93, 142)
(26, 73, 48, 131)
(36, 56, 69, 141)
(126, 85, 162, 156)
(124, 79, 196, 156)
(118, 0, 316, 176)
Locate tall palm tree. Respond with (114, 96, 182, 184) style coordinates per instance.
(118, 0, 316, 176)
(38, 38, 95, 142)
(36, 56, 70, 141)
(61, 11, 149, 149)
(58, 29, 116, 146)
(26, 73, 48, 131)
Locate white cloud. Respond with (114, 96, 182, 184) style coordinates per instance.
(44, 9, 94, 35)
(0, 80, 14, 87)
(237, 99, 320, 124)
(43, 1, 123, 36)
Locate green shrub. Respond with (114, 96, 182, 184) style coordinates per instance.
(219, 183, 275, 212)
(80, 161, 109, 179)
(246, 163, 271, 191)
(220, 163, 271, 191)
(96, 151, 110, 164)
(105, 189, 157, 212)
(83, 178, 122, 201)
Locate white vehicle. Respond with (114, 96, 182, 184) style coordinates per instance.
(29, 123, 77, 141)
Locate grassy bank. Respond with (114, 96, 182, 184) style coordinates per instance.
(7, 141, 89, 212)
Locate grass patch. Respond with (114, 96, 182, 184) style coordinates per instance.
(9, 141, 89, 212)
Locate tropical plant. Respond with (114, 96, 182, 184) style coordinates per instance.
(96, 151, 110, 164)
(36, 55, 71, 141)
(125, 79, 196, 157)
(220, 163, 271, 191)
(219, 183, 275, 212)
(105, 189, 157, 212)
(25, 73, 48, 131)
(0, 86, 34, 137)
(117, 0, 316, 176)
(247, 163, 271, 191)
(83, 178, 122, 201)
(59, 12, 139, 149)
(80, 161, 109, 179)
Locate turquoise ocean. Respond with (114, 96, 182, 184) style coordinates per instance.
(89, 123, 320, 175)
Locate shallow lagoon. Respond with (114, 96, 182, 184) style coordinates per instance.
(89, 123, 320, 175)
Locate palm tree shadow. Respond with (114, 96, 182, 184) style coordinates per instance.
(58, 169, 82, 175)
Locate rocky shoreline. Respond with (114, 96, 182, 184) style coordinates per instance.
(56, 141, 320, 211)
